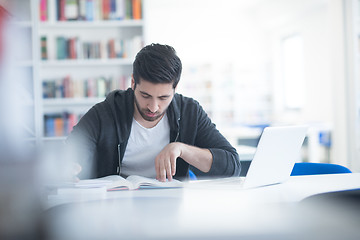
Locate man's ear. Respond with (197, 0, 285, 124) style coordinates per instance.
(131, 75, 135, 90)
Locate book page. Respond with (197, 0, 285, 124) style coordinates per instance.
(98, 175, 134, 190)
(70, 179, 113, 188)
(126, 175, 183, 189)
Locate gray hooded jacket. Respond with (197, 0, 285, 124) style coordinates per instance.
(66, 88, 241, 180)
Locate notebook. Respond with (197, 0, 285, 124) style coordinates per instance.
(187, 125, 308, 189)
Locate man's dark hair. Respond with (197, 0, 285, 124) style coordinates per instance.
(133, 43, 182, 89)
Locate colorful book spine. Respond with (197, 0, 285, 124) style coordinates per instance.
(52, 0, 141, 21)
(44, 115, 55, 137)
(85, 0, 94, 20)
(40, 0, 48, 21)
(115, 0, 125, 20)
(41, 36, 48, 60)
(78, 0, 87, 20)
(125, 0, 132, 19)
(132, 0, 141, 20)
(68, 37, 77, 59)
(56, 37, 68, 59)
(65, 0, 79, 20)
(102, 0, 110, 20)
(43, 75, 129, 99)
(108, 39, 116, 58)
(54, 117, 64, 136)
(58, 0, 67, 21)
(51, 35, 142, 60)
(44, 113, 80, 137)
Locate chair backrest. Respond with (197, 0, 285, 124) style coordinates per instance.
(291, 162, 351, 176)
(188, 169, 197, 180)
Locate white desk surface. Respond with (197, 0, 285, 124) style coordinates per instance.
(45, 173, 360, 240)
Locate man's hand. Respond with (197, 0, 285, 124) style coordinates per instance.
(155, 142, 182, 182)
(154, 142, 213, 182)
(71, 162, 82, 182)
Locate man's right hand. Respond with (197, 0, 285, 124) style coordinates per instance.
(70, 162, 82, 182)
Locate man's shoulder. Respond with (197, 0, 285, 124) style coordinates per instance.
(106, 88, 133, 101)
(95, 88, 132, 108)
(174, 93, 200, 107)
(89, 88, 133, 117)
(172, 93, 205, 119)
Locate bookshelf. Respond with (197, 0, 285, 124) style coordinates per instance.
(28, 0, 144, 142)
(3, 0, 39, 143)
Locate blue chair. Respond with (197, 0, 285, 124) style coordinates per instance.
(291, 162, 352, 176)
(188, 169, 197, 180)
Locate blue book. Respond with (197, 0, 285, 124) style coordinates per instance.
(45, 116, 55, 137)
(85, 0, 94, 21)
(110, 0, 117, 20)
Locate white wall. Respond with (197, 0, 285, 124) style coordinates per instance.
(143, 0, 351, 166)
(144, 0, 267, 65)
(144, 0, 272, 126)
(259, 0, 333, 124)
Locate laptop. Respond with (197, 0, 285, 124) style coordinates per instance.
(187, 125, 308, 189)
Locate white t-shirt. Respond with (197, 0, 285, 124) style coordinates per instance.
(121, 114, 170, 178)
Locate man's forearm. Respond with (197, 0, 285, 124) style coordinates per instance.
(178, 142, 213, 173)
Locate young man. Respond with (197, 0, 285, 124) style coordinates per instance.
(66, 43, 241, 181)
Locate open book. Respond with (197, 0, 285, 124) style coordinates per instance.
(72, 175, 183, 191)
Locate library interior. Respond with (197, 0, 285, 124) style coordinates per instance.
(1, 0, 360, 240)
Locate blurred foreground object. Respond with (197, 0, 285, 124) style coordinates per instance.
(0, 3, 43, 240)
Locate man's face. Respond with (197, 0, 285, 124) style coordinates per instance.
(132, 77, 175, 123)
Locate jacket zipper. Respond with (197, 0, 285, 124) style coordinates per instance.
(117, 144, 121, 175)
(174, 117, 180, 142)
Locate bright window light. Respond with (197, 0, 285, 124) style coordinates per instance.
(281, 34, 305, 110)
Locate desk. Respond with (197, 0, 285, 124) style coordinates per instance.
(44, 173, 360, 240)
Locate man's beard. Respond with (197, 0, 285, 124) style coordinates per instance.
(134, 96, 165, 122)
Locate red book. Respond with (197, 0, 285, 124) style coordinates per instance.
(102, 0, 110, 20)
(68, 38, 77, 59)
(108, 39, 116, 58)
(67, 113, 78, 133)
(63, 75, 73, 98)
(59, 0, 66, 21)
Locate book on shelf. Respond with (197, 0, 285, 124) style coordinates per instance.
(85, 0, 94, 20)
(65, 0, 78, 20)
(102, 0, 110, 20)
(77, 0, 87, 20)
(56, 36, 68, 59)
(50, 0, 142, 21)
(116, 0, 125, 20)
(41, 36, 48, 60)
(132, 0, 141, 20)
(62, 175, 183, 191)
(52, 36, 142, 60)
(54, 117, 64, 136)
(40, 0, 48, 21)
(58, 0, 67, 21)
(68, 37, 78, 59)
(44, 112, 79, 137)
(43, 75, 130, 99)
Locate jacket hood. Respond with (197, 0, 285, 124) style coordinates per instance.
(105, 88, 134, 144)
(105, 88, 182, 144)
